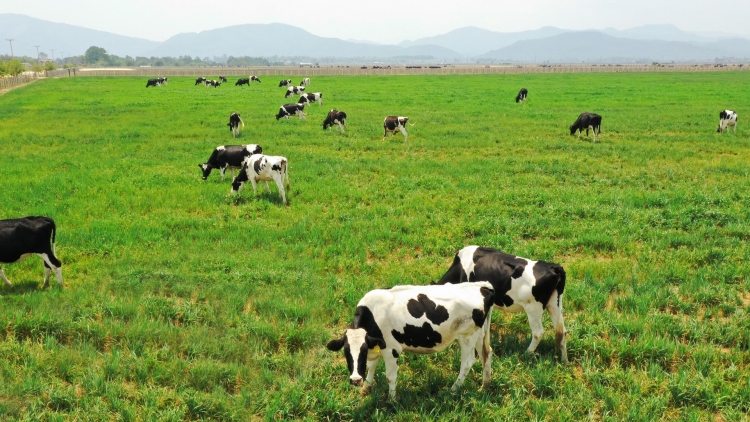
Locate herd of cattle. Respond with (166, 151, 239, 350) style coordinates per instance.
(0, 75, 741, 399)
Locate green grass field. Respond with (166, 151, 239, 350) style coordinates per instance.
(1, 72, 750, 421)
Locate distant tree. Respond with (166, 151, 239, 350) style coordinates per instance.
(31, 62, 44, 73)
(85, 46, 108, 64)
(44, 61, 57, 71)
(38, 51, 49, 62)
(6, 59, 25, 76)
(0, 60, 6, 76)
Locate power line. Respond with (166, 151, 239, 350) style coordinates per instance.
(34, 45, 41, 61)
(50, 49, 55, 61)
(5, 39, 15, 57)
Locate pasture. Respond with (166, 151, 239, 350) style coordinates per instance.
(1, 72, 749, 420)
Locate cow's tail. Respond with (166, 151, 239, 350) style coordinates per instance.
(553, 265, 566, 304)
(46, 217, 57, 254)
(282, 159, 290, 188)
(240, 117, 245, 128)
(408, 122, 416, 127)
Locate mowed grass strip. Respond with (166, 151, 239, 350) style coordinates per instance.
(1, 73, 749, 420)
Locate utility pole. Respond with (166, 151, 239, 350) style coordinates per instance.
(59, 52, 65, 63)
(50, 49, 55, 61)
(34, 45, 41, 61)
(5, 39, 14, 57)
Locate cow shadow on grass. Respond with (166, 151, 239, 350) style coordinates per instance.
(0, 279, 55, 296)
(228, 191, 289, 206)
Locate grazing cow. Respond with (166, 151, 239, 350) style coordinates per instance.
(436, 246, 568, 363)
(300, 77, 310, 86)
(276, 103, 306, 120)
(196, 77, 207, 86)
(219, 76, 227, 83)
(515, 88, 528, 103)
(157, 77, 168, 86)
(228, 112, 245, 138)
(231, 154, 290, 205)
(206, 80, 221, 88)
(236, 78, 250, 86)
(717, 110, 738, 133)
(278, 79, 293, 87)
(323, 109, 347, 132)
(199, 144, 262, 181)
(145, 78, 160, 88)
(0, 216, 63, 288)
(298, 92, 323, 106)
(251, 76, 261, 83)
(327, 282, 495, 399)
(285, 86, 306, 98)
(383, 116, 412, 141)
(569, 112, 602, 141)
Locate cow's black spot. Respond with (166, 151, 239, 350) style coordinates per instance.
(353, 306, 383, 341)
(480, 286, 494, 315)
(531, 262, 565, 306)
(472, 309, 486, 327)
(252, 158, 263, 174)
(271, 163, 282, 171)
(407, 294, 449, 325)
(391, 322, 442, 349)
(392, 349, 399, 358)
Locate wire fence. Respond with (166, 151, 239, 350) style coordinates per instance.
(2, 63, 747, 91)
(74, 64, 748, 78)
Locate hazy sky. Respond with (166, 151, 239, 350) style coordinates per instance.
(4, 0, 750, 44)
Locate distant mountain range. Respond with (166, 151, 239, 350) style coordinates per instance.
(1, 14, 748, 62)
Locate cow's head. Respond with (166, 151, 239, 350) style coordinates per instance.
(327, 328, 385, 387)
(569, 125, 577, 135)
(199, 163, 212, 180)
(230, 176, 244, 193)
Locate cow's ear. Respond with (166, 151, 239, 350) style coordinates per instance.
(365, 335, 385, 350)
(326, 337, 345, 351)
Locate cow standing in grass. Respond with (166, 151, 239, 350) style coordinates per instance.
(279, 79, 292, 87)
(298, 92, 323, 106)
(276, 103, 306, 120)
(717, 110, 737, 133)
(516, 88, 528, 104)
(383, 116, 412, 141)
(196, 77, 207, 86)
(199, 144, 262, 181)
(0, 216, 63, 288)
(231, 154, 290, 205)
(570, 112, 602, 142)
(228, 112, 244, 138)
(327, 282, 494, 399)
(145, 78, 160, 88)
(323, 110, 347, 132)
(436, 245, 568, 363)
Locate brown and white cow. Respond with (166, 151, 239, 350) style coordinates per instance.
(231, 154, 290, 205)
(323, 110, 347, 132)
(383, 116, 412, 141)
(0, 216, 63, 288)
(327, 282, 494, 399)
(436, 246, 568, 363)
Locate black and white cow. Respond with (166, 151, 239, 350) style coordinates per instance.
(196, 77, 207, 86)
(251, 76, 261, 83)
(327, 282, 495, 398)
(717, 110, 737, 133)
(276, 103, 306, 120)
(323, 109, 347, 132)
(227, 112, 245, 138)
(199, 144, 263, 181)
(206, 80, 221, 88)
(0, 216, 63, 288)
(236, 78, 250, 86)
(300, 77, 310, 86)
(569, 112, 602, 141)
(278, 79, 293, 87)
(436, 246, 568, 363)
(219, 76, 227, 83)
(383, 116, 412, 141)
(157, 77, 168, 86)
(145, 78, 160, 88)
(298, 92, 323, 106)
(515, 88, 528, 103)
(231, 154, 290, 205)
(285, 86, 306, 98)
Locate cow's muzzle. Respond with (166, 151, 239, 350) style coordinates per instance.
(349, 376, 364, 387)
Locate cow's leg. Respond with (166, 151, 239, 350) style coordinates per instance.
(39, 253, 63, 287)
(249, 178, 258, 195)
(0, 268, 11, 287)
(546, 292, 568, 364)
(362, 354, 381, 394)
(43, 261, 51, 288)
(264, 181, 271, 192)
(338, 122, 345, 133)
(478, 314, 493, 388)
(382, 352, 399, 399)
(451, 335, 479, 392)
(273, 174, 287, 205)
(399, 127, 408, 142)
(524, 302, 545, 353)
